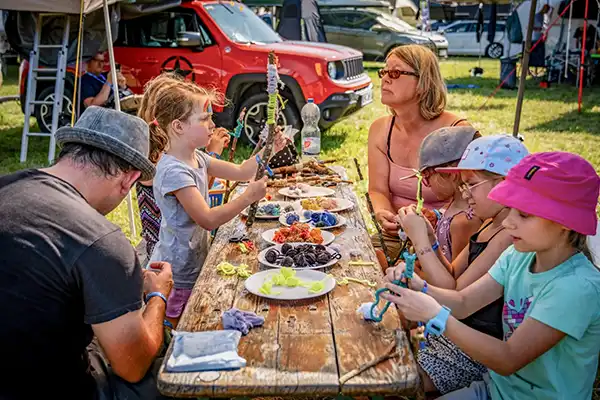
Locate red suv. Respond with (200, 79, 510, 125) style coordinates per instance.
(20, 0, 373, 144)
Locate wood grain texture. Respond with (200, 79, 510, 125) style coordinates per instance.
(157, 170, 420, 398)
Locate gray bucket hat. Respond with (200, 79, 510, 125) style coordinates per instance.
(55, 106, 155, 181)
(419, 126, 478, 171)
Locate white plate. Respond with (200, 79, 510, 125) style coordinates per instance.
(292, 197, 354, 213)
(258, 243, 341, 270)
(245, 269, 336, 300)
(262, 228, 335, 246)
(241, 201, 294, 220)
(278, 212, 310, 225)
(279, 212, 347, 230)
(279, 186, 336, 199)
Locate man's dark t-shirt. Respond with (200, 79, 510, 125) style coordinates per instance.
(0, 170, 143, 399)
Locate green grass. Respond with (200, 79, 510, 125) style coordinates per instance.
(1, 59, 600, 244)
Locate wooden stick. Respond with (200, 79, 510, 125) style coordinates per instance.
(246, 52, 278, 229)
(365, 192, 393, 266)
(354, 157, 364, 181)
(339, 342, 399, 385)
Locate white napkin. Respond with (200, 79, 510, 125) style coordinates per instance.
(165, 330, 246, 372)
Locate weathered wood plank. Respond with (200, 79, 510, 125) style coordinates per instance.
(157, 173, 420, 398)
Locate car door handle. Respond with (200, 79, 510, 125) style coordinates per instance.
(140, 57, 159, 64)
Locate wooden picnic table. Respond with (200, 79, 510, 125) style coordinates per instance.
(157, 170, 421, 398)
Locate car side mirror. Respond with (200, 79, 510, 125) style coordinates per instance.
(177, 31, 204, 50)
(371, 24, 386, 33)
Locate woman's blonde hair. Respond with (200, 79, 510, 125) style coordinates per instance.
(386, 45, 447, 120)
(138, 73, 221, 164)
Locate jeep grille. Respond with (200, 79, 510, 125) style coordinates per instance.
(342, 57, 364, 80)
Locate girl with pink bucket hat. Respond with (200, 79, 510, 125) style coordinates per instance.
(383, 151, 600, 400)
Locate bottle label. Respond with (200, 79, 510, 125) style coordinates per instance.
(302, 137, 321, 155)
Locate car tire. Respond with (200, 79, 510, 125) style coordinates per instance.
(34, 86, 73, 133)
(238, 92, 300, 146)
(485, 42, 504, 59)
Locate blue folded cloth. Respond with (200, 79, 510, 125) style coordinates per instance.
(222, 308, 265, 335)
(165, 330, 246, 372)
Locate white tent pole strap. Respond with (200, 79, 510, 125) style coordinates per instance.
(103, 0, 137, 239)
(565, 1, 573, 78)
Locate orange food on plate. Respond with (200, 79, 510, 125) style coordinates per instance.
(272, 222, 323, 244)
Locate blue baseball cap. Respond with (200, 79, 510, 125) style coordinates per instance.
(435, 134, 529, 176)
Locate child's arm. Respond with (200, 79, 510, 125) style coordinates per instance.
(206, 155, 263, 183)
(382, 278, 566, 376)
(449, 213, 483, 262)
(173, 177, 267, 231)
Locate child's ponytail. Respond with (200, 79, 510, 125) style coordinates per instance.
(569, 231, 596, 265)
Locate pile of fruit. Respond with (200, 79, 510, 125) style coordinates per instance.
(300, 197, 338, 211)
(272, 222, 323, 244)
(264, 243, 340, 268)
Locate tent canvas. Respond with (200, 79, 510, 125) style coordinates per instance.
(277, 0, 328, 41)
(0, 0, 121, 14)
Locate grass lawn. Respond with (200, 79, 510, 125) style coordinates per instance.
(1, 58, 599, 397)
(2, 58, 599, 242)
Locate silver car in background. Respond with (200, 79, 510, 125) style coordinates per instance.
(320, 8, 449, 59)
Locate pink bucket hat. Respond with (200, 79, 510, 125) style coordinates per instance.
(488, 152, 600, 235)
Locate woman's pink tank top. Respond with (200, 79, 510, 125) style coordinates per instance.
(386, 116, 457, 212)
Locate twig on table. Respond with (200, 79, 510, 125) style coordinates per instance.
(339, 342, 399, 385)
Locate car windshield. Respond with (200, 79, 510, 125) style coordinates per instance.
(376, 12, 417, 32)
(203, 2, 282, 44)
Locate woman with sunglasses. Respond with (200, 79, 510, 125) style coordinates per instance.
(395, 135, 529, 396)
(368, 44, 473, 268)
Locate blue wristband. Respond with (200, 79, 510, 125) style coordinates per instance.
(425, 305, 451, 337)
(208, 151, 221, 160)
(422, 280, 428, 293)
(432, 241, 439, 251)
(145, 291, 167, 305)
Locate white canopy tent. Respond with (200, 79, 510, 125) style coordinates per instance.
(3, 0, 138, 237)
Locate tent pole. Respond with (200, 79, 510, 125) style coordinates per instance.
(103, 0, 137, 239)
(565, 1, 573, 79)
(513, 0, 538, 137)
(578, 0, 590, 113)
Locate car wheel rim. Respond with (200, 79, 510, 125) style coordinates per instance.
(40, 93, 72, 132)
(244, 101, 288, 146)
(489, 44, 503, 59)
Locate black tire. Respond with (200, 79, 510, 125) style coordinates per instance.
(485, 42, 504, 59)
(34, 86, 73, 133)
(238, 92, 300, 146)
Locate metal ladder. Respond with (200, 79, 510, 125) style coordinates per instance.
(20, 13, 71, 164)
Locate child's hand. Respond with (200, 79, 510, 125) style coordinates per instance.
(380, 284, 441, 323)
(207, 128, 231, 155)
(397, 205, 429, 243)
(245, 176, 268, 203)
(273, 125, 291, 154)
(384, 262, 424, 292)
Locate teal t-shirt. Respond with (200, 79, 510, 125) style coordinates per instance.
(487, 246, 600, 399)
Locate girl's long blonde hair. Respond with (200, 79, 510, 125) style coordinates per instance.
(386, 45, 447, 120)
(138, 73, 221, 164)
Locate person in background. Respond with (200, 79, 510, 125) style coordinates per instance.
(80, 51, 129, 110)
(368, 44, 474, 267)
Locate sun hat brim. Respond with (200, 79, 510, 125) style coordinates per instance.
(488, 178, 597, 235)
(55, 126, 156, 181)
(434, 166, 485, 174)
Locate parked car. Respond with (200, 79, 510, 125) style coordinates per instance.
(320, 8, 449, 59)
(19, 0, 373, 144)
(439, 19, 507, 58)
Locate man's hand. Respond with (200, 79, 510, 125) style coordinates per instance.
(143, 261, 173, 298)
(117, 71, 127, 89)
(206, 127, 231, 155)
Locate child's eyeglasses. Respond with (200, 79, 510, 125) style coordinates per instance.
(378, 69, 420, 79)
(459, 179, 492, 197)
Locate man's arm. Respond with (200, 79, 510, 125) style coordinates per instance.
(92, 262, 172, 382)
(84, 82, 111, 108)
(76, 231, 172, 383)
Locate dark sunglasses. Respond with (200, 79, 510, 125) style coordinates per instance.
(378, 69, 419, 79)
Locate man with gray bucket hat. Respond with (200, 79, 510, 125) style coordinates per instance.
(0, 106, 172, 399)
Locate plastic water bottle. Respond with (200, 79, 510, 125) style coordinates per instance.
(301, 98, 321, 156)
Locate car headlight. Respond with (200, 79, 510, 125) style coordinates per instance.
(327, 62, 337, 79)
